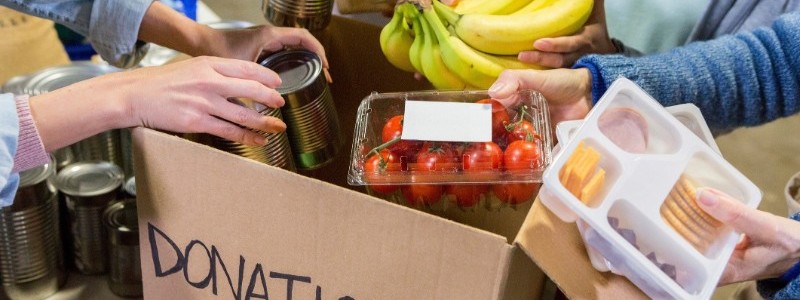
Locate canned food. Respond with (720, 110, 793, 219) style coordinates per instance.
(123, 177, 136, 198)
(103, 199, 142, 297)
(22, 62, 119, 96)
(260, 49, 343, 170)
(262, 0, 332, 32)
(1, 75, 29, 94)
(214, 98, 296, 171)
(0, 158, 63, 300)
(55, 162, 124, 275)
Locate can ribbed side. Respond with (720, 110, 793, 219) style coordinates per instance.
(72, 129, 124, 169)
(215, 108, 296, 171)
(0, 194, 61, 299)
(281, 86, 342, 169)
(67, 201, 109, 275)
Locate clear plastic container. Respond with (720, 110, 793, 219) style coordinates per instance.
(539, 78, 761, 300)
(348, 90, 554, 211)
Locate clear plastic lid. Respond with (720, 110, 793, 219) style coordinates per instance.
(348, 90, 553, 187)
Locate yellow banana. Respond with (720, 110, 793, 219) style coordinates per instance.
(511, 0, 559, 15)
(379, 5, 415, 73)
(454, 0, 534, 15)
(420, 5, 502, 89)
(416, 12, 467, 90)
(435, 0, 594, 55)
(408, 6, 425, 73)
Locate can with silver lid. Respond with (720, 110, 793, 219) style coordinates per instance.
(0, 157, 64, 300)
(103, 199, 142, 297)
(55, 162, 124, 275)
(214, 98, 296, 171)
(260, 49, 342, 170)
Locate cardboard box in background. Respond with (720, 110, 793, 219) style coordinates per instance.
(134, 16, 549, 300)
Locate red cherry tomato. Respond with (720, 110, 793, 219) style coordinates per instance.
(507, 120, 539, 144)
(477, 99, 511, 142)
(402, 184, 443, 205)
(492, 183, 540, 205)
(462, 142, 503, 170)
(415, 142, 461, 172)
(381, 115, 422, 160)
(446, 184, 488, 208)
(363, 150, 402, 194)
(504, 140, 542, 171)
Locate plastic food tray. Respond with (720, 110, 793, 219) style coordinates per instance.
(348, 90, 554, 211)
(539, 78, 761, 299)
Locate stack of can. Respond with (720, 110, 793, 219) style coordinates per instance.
(55, 161, 124, 275)
(213, 98, 296, 171)
(260, 49, 343, 170)
(0, 157, 64, 300)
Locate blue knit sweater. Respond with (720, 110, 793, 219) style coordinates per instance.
(575, 12, 800, 299)
(575, 12, 800, 134)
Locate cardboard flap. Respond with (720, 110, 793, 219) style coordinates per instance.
(133, 128, 514, 300)
(514, 200, 648, 299)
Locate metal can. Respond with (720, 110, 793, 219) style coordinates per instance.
(55, 162, 124, 275)
(103, 199, 142, 297)
(214, 98, 296, 171)
(123, 177, 137, 198)
(261, 0, 332, 32)
(260, 49, 343, 170)
(0, 158, 63, 300)
(22, 62, 119, 96)
(119, 128, 134, 178)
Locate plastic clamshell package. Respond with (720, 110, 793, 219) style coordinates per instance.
(539, 78, 761, 300)
(348, 90, 554, 211)
(555, 103, 724, 276)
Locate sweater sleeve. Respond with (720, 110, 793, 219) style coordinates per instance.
(756, 213, 800, 299)
(574, 12, 800, 133)
(12, 95, 49, 173)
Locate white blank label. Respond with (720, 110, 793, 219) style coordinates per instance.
(401, 100, 492, 142)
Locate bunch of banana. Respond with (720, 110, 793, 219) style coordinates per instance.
(378, 0, 592, 90)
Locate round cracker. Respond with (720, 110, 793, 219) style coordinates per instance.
(676, 175, 722, 227)
(664, 192, 715, 241)
(660, 203, 708, 251)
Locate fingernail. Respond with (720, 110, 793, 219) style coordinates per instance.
(488, 82, 506, 94)
(533, 40, 550, 49)
(697, 188, 718, 207)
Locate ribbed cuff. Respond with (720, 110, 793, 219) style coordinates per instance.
(573, 61, 607, 105)
(12, 95, 49, 173)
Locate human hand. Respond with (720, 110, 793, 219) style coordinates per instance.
(209, 25, 331, 81)
(696, 188, 800, 285)
(488, 68, 593, 125)
(517, 0, 616, 68)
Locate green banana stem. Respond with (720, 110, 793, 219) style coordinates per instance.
(432, 1, 460, 26)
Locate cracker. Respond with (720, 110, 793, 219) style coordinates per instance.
(661, 204, 708, 251)
(676, 175, 722, 227)
(664, 192, 715, 241)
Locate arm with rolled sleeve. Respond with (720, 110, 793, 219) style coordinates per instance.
(0, 0, 152, 68)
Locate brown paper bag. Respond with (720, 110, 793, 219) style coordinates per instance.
(0, 7, 70, 85)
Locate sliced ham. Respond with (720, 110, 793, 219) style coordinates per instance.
(598, 108, 649, 153)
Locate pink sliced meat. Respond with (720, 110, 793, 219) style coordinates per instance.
(598, 108, 649, 153)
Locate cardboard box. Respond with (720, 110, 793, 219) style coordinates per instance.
(134, 128, 545, 299)
(133, 16, 552, 300)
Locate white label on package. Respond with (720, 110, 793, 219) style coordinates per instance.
(401, 100, 492, 142)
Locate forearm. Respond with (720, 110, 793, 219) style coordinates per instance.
(27, 74, 131, 152)
(575, 12, 800, 132)
(138, 1, 221, 57)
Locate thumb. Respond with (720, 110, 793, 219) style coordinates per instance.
(488, 70, 535, 99)
(696, 188, 775, 240)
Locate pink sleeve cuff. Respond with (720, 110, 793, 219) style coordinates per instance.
(12, 95, 49, 173)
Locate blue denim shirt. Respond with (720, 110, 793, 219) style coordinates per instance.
(0, 94, 19, 207)
(1, 0, 152, 68)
